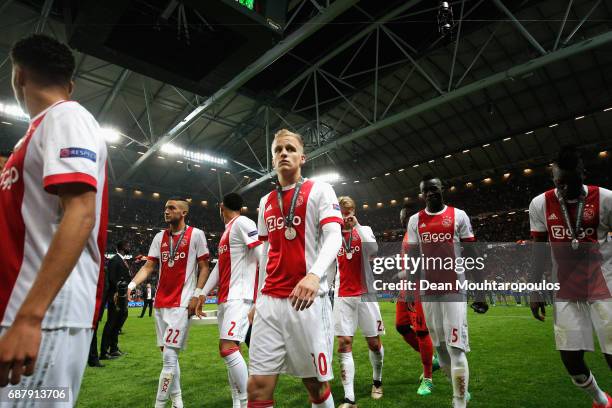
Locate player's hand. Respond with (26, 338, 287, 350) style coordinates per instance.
(529, 292, 546, 321)
(195, 296, 207, 318)
(0, 317, 41, 387)
(290, 273, 320, 311)
(187, 297, 198, 318)
(248, 306, 255, 324)
(470, 301, 489, 314)
(344, 215, 358, 229)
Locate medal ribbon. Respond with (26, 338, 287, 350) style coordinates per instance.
(168, 227, 187, 264)
(558, 194, 585, 244)
(275, 178, 303, 230)
(342, 228, 353, 253)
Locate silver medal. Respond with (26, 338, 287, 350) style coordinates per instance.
(168, 259, 175, 267)
(346, 252, 353, 260)
(571, 238, 579, 250)
(285, 226, 297, 240)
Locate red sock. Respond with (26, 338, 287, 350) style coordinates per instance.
(248, 400, 274, 408)
(401, 330, 420, 352)
(417, 334, 433, 379)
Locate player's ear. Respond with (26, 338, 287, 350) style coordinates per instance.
(300, 153, 306, 166)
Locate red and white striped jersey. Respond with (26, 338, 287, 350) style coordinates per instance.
(147, 226, 209, 308)
(257, 179, 343, 298)
(0, 100, 108, 329)
(529, 185, 612, 300)
(407, 205, 475, 289)
(335, 225, 376, 297)
(217, 215, 262, 303)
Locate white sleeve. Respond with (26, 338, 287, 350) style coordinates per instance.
(257, 196, 268, 242)
(257, 241, 269, 295)
(529, 195, 547, 237)
(316, 182, 343, 227)
(202, 262, 219, 297)
(309, 222, 342, 279)
(196, 229, 210, 261)
(41, 106, 105, 194)
(357, 225, 378, 256)
(599, 188, 612, 233)
(406, 215, 420, 244)
(237, 217, 263, 249)
(456, 209, 476, 241)
(147, 233, 162, 262)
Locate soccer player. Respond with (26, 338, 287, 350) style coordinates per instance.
(0, 34, 108, 406)
(333, 196, 384, 407)
(395, 204, 438, 396)
(128, 197, 210, 408)
(248, 129, 343, 408)
(529, 146, 611, 407)
(405, 174, 487, 408)
(197, 193, 263, 408)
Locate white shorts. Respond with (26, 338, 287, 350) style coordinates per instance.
(0, 327, 92, 408)
(249, 295, 334, 381)
(218, 300, 252, 342)
(155, 307, 191, 350)
(422, 301, 469, 352)
(553, 300, 612, 354)
(333, 296, 385, 338)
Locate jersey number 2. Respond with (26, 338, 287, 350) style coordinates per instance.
(228, 321, 236, 337)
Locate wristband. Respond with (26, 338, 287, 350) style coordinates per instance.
(128, 282, 136, 291)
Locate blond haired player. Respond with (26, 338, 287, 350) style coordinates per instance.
(128, 198, 210, 408)
(333, 196, 384, 408)
(248, 129, 343, 408)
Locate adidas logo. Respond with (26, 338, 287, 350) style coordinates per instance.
(420, 223, 426, 228)
(265, 204, 272, 212)
(547, 213, 558, 221)
(162, 242, 168, 247)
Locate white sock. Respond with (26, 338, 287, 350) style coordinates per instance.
(170, 361, 183, 408)
(368, 345, 384, 382)
(572, 373, 608, 405)
(448, 346, 469, 408)
(338, 352, 355, 401)
(156, 347, 180, 405)
(223, 347, 248, 404)
(312, 388, 334, 408)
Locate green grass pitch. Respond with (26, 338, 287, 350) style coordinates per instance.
(78, 303, 610, 407)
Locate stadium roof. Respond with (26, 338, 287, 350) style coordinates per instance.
(0, 0, 611, 204)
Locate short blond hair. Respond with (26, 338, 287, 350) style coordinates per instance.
(338, 196, 356, 211)
(273, 129, 304, 148)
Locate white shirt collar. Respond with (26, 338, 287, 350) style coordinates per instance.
(116, 252, 125, 260)
(30, 100, 68, 122)
(425, 205, 448, 216)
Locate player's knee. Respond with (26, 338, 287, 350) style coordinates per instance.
(162, 346, 179, 368)
(302, 378, 329, 401)
(395, 324, 412, 336)
(247, 376, 274, 401)
(447, 346, 468, 369)
(337, 336, 353, 352)
(366, 336, 381, 352)
(219, 339, 240, 356)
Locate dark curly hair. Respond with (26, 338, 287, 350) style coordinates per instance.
(10, 34, 75, 87)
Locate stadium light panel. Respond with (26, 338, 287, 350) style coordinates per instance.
(483, 177, 492, 183)
(134, 190, 142, 195)
(524, 130, 534, 135)
(599, 151, 608, 158)
(604, 107, 612, 112)
(466, 182, 473, 188)
(311, 173, 341, 183)
(153, 192, 160, 198)
(445, 154, 452, 158)
(161, 142, 227, 165)
(100, 128, 121, 143)
(390, 199, 397, 205)
(1, 121, 12, 125)
(413, 164, 419, 168)
(548, 123, 558, 128)
(482, 143, 490, 147)
(137, 151, 145, 155)
(398, 168, 404, 172)
(363, 204, 369, 209)
(575, 115, 585, 120)
(354, 180, 359, 183)
(115, 187, 123, 192)
(0, 102, 28, 121)
(503, 137, 512, 141)
(428, 160, 434, 163)
(503, 173, 511, 178)
(376, 202, 383, 208)
(523, 168, 532, 175)
(462, 149, 470, 153)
